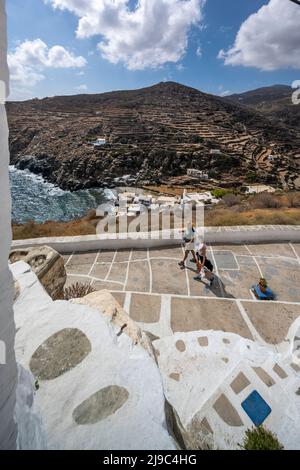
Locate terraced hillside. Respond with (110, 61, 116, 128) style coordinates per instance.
(7, 81, 300, 191)
(227, 85, 300, 133)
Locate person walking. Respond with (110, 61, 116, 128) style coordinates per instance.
(194, 242, 215, 287)
(178, 223, 198, 267)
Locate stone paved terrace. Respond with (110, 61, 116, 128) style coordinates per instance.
(62, 242, 300, 348)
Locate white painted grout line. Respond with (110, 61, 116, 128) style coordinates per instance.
(123, 292, 131, 314)
(65, 252, 74, 267)
(88, 250, 100, 276)
(209, 250, 241, 271)
(209, 246, 225, 298)
(160, 295, 173, 337)
(236, 299, 274, 349)
(184, 264, 191, 297)
(249, 289, 256, 300)
(123, 249, 133, 292)
(104, 250, 118, 281)
(94, 256, 183, 266)
(88, 289, 300, 307)
(67, 273, 123, 286)
(234, 253, 240, 271)
(147, 248, 153, 294)
(244, 244, 253, 255)
(65, 268, 300, 307)
(209, 246, 219, 276)
(290, 243, 300, 264)
(253, 256, 264, 277)
(237, 253, 298, 261)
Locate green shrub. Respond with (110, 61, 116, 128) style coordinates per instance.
(211, 189, 231, 199)
(245, 172, 257, 183)
(240, 426, 284, 450)
(191, 135, 204, 143)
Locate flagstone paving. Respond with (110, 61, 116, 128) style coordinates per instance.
(62, 242, 300, 346)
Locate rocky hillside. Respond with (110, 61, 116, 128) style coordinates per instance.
(7, 81, 300, 191)
(226, 85, 300, 132)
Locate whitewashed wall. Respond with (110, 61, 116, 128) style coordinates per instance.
(0, 0, 18, 450)
(11, 225, 300, 254)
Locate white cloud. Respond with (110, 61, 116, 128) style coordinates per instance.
(218, 85, 231, 97)
(45, 0, 205, 70)
(74, 84, 88, 91)
(8, 38, 86, 88)
(176, 63, 185, 72)
(220, 90, 231, 97)
(218, 0, 300, 71)
(196, 46, 202, 57)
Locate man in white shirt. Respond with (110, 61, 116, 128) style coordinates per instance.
(194, 242, 215, 287)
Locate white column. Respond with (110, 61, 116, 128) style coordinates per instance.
(0, 0, 18, 450)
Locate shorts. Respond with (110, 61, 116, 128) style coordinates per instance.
(185, 242, 194, 251)
(197, 255, 214, 272)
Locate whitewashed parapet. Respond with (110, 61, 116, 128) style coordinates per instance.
(204, 225, 300, 244)
(11, 225, 300, 253)
(0, 0, 18, 450)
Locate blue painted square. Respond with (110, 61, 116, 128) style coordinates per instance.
(241, 390, 271, 426)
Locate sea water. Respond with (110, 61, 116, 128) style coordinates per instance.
(10, 166, 115, 224)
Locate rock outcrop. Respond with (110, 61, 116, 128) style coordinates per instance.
(9, 246, 66, 299)
(72, 290, 155, 361)
(11, 261, 176, 450)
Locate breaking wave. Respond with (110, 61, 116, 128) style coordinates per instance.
(10, 166, 114, 224)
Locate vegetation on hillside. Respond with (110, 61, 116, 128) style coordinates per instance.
(12, 191, 300, 240)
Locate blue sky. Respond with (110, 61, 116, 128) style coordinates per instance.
(6, 0, 300, 100)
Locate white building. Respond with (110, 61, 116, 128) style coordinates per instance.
(118, 192, 136, 204)
(210, 149, 222, 156)
(187, 169, 209, 180)
(245, 185, 276, 194)
(156, 196, 179, 207)
(183, 191, 220, 205)
(138, 195, 152, 207)
(91, 138, 106, 147)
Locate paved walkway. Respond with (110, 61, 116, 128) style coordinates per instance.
(62, 242, 300, 347)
